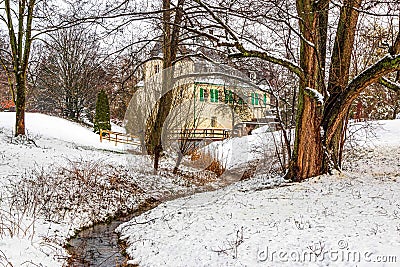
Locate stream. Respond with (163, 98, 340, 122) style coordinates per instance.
(66, 198, 160, 266)
(66, 170, 242, 266)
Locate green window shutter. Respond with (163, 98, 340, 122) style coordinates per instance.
(224, 90, 232, 103)
(200, 88, 204, 102)
(264, 93, 267, 105)
(211, 89, 219, 103)
(255, 93, 259, 105)
(251, 93, 255, 105)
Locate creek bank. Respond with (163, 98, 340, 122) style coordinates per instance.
(66, 197, 160, 266)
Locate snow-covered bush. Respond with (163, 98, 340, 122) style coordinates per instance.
(7, 159, 144, 228)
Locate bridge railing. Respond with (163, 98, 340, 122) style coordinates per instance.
(169, 128, 231, 141)
(99, 129, 141, 146)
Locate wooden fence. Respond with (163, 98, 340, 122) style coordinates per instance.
(99, 129, 141, 146)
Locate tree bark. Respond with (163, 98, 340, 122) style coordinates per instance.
(322, 0, 361, 171)
(324, 53, 400, 148)
(285, 0, 328, 181)
(15, 75, 26, 136)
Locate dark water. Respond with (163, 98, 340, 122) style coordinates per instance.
(65, 170, 242, 266)
(67, 199, 159, 267)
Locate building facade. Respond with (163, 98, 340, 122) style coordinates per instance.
(136, 57, 271, 132)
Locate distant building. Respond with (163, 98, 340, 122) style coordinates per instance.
(0, 99, 15, 111)
(134, 55, 271, 134)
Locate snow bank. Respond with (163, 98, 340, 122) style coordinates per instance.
(117, 119, 400, 267)
(0, 112, 217, 266)
(0, 112, 128, 151)
(205, 119, 400, 170)
(204, 125, 280, 169)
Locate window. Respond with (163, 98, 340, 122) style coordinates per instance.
(225, 90, 233, 103)
(200, 88, 205, 101)
(154, 64, 160, 74)
(210, 89, 219, 103)
(251, 93, 259, 105)
(249, 71, 257, 80)
(263, 93, 268, 105)
(211, 116, 217, 127)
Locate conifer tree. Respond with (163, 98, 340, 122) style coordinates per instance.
(94, 89, 111, 134)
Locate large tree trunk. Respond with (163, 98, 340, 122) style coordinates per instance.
(290, 0, 400, 179)
(187, 0, 400, 181)
(322, 0, 361, 171)
(285, 0, 328, 181)
(324, 54, 400, 153)
(287, 88, 323, 181)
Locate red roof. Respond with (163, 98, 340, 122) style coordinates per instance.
(0, 99, 15, 109)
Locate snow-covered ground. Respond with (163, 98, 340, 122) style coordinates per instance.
(0, 113, 139, 265)
(117, 119, 400, 267)
(1, 112, 399, 266)
(0, 112, 214, 266)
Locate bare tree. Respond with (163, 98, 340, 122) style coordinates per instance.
(0, 33, 11, 110)
(106, 55, 141, 123)
(0, 0, 95, 134)
(0, 0, 36, 136)
(350, 18, 400, 120)
(31, 25, 108, 121)
(144, 0, 187, 171)
(79, 0, 247, 171)
(189, 0, 400, 181)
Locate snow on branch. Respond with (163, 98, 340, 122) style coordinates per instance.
(345, 54, 400, 98)
(379, 77, 400, 92)
(192, 0, 304, 80)
(304, 87, 324, 106)
(324, 54, 400, 144)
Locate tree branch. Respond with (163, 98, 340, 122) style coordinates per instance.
(229, 48, 305, 80)
(325, 53, 400, 143)
(379, 77, 400, 92)
(191, 0, 304, 80)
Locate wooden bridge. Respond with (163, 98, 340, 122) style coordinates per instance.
(99, 128, 231, 146)
(169, 128, 231, 142)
